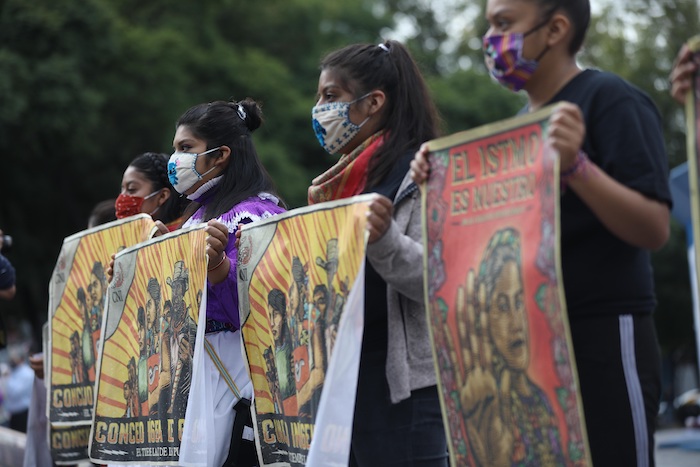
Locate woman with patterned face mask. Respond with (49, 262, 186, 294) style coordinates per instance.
(115, 152, 189, 232)
(412, 1, 672, 465)
(309, 40, 448, 466)
(170, 98, 286, 467)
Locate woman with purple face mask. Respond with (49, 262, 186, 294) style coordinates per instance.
(412, 1, 672, 466)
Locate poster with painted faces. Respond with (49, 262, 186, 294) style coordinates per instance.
(48, 214, 156, 463)
(423, 107, 592, 467)
(237, 196, 372, 467)
(88, 224, 207, 465)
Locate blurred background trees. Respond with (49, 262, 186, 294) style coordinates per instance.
(0, 0, 697, 410)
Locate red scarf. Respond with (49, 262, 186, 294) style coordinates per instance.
(307, 133, 384, 205)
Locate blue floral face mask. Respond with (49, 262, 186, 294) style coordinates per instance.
(167, 147, 220, 194)
(311, 93, 370, 155)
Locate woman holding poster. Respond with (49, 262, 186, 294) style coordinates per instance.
(169, 98, 286, 467)
(309, 40, 448, 465)
(413, 0, 672, 465)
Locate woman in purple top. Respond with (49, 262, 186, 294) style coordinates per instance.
(168, 98, 285, 467)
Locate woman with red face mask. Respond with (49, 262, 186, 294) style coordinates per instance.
(115, 152, 190, 231)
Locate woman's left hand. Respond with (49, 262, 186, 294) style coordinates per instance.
(366, 194, 393, 244)
(547, 102, 585, 173)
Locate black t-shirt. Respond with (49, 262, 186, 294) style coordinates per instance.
(546, 69, 672, 317)
(361, 150, 415, 353)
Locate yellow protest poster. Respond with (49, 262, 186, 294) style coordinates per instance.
(237, 195, 372, 466)
(89, 224, 207, 464)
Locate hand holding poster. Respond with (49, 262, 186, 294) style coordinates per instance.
(89, 224, 207, 464)
(422, 107, 591, 466)
(48, 214, 157, 463)
(237, 195, 372, 467)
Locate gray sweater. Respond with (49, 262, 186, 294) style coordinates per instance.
(366, 171, 437, 404)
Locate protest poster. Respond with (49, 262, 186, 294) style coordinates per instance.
(47, 214, 157, 463)
(88, 224, 207, 464)
(422, 107, 591, 466)
(237, 195, 372, 467)
(681, 34, 700, 374)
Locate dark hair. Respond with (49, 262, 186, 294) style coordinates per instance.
(534, 0, 590, 55)
(88, 198, 117, 228)
(268, 288, 286, 316)
(176, 98, 284, 221)
(129, 152, 189, 225)
(320, 40, 441, 188)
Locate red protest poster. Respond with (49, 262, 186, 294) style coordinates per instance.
(422, 106, 591, 467)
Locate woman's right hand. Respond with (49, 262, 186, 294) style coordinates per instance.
(410, 142, 431, 185)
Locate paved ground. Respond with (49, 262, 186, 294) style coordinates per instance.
(655, 428, 700, 467)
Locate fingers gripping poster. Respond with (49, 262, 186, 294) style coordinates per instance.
(422, 107, 591, 467)
(48, 214, 156, 463)
(238, 195, 372, 467)
(89, 224, 207, 464)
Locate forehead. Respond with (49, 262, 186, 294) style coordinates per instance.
(122, 166, 152, 187)
(486, 0, 536, 17)
(172, 125, 203, 147)
(317, 69, 351, 92)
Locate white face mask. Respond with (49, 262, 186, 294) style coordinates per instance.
(311, 93, 370, 155)
(167, 147, 220, 194)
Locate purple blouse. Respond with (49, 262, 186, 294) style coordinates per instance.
(182, 193, 286, 329)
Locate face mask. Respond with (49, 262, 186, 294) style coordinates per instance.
(114, 191, 159, 219)
(168, 147, 221, 194)
(483, 20, 550, 92)
(311, 93, 371, 155)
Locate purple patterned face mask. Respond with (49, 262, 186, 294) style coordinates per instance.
(483, 21, 550, 92)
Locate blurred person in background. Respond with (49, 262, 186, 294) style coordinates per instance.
(4, 345, 34, 432)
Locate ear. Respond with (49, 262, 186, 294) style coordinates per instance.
(546, 12, 572, 49)
(216, 145, 232, 167)
(157, 187, 171, 206)
(366, 90, 387, 117)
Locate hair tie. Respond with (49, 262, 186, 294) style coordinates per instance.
(378, 43, 390, 53)
(237, 104, 247, 121)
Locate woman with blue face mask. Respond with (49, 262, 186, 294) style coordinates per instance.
(412, 0, 672, 465)
(169, 98, 285, 467)
(309, 40, 448, 466)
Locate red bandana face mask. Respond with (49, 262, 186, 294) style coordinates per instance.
(114, 191, 158, 219)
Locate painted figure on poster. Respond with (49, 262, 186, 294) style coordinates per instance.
(314, 238, 347, 362)
(288, 257, 325, 419)
(76, 261, 107, 378)
(268, 288, 296, 415)
(145, 277, 163, 416)
(124, 356, 141, 417)
(161, 260, 196, 419)
(136, 305, 149, 414)
(69, 330, 87, 384)
(458, 228, 563, 466)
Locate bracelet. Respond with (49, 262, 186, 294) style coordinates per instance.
(560, 150, 589, 188)
(208, 252, 227, 272)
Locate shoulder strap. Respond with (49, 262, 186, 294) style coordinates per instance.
(204, 337, 241, 400)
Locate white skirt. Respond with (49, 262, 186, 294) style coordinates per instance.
(178, 329, 252, 467)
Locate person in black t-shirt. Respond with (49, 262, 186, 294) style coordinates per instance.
(413, 1, 671, 465)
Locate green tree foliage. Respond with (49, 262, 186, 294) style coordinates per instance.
(0, 0, 697, 366)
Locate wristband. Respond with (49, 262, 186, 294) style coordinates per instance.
(560, 150, 589, 188)
(208, 252, 227, 272)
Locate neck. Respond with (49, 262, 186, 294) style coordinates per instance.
(526, 57, 581, 111)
